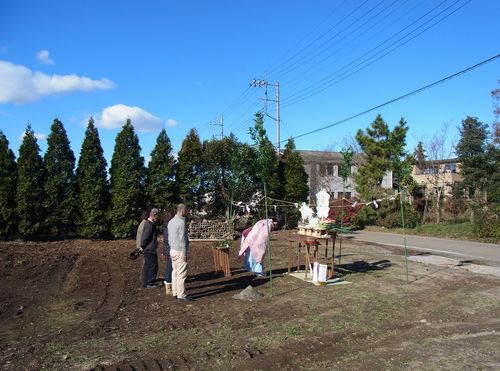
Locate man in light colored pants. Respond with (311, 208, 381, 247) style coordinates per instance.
(170, 250, 188, 298)
(167, 203, 193, 302)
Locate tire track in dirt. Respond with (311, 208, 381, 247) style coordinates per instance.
(91, 356, 184, 370)
(95, 256, 126, 332)
(63, 253, 126, 336)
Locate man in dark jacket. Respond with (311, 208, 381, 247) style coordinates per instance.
(141, 208, 159, 288)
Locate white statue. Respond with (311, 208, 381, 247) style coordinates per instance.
(299, 202, 314, 223)
(316, 189, 330, 219)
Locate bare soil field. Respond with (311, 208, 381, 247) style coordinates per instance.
(1, 230, 499, 370)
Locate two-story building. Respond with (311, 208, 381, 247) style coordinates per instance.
(298, 150, 393, 202)
(411, 158, 462, 197)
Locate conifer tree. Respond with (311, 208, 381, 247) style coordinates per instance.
(354, 114, 409, 200)
(279, 138, 308, 227)
(202, 135, 237, 217)
(0, 131, 18, 237)
(75, 117, 110, 238)
(249, 112, 281, 201)
(16, 125, 45, 239)
(175, 128, 204, 211)
(43, 118, 76, 237)
(455, 116, 489, 200)
(145, 129, 176, 209)
(228, 141, 259, 204)
(282, 138, 309, 202)
(109, 119, 146, 238)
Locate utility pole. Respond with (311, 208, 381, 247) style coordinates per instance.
(250, 78, 281, 154)
(275, 81, 280, 154)
(209, 114, 224, 139)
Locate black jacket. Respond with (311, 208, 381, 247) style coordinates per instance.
(140, 219, 158, 254)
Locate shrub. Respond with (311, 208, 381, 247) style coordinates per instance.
(328, 198, 364, 225)
(379, 208, 420, 229)
(472, 207, 500, 239)
(352, 206, 378, 228)
(444, 198, 466, 219)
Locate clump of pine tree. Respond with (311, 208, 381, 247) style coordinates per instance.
(0, 131, 18, 237)
(16, 125, 45, 239)
(75, 118, 110, 238)
(109, 120, 145, 238)
(43, 118, 76, 237)
(145, 128, 176, 209)
(176, 128, 204, 211)
(282, 138, 309, 203)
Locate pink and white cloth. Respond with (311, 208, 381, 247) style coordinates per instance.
(238, 219, 273, 264)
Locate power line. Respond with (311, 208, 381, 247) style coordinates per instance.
(269, 0, 388, 81)
(196, 2, 354, 134)
(285, 54, 500, 143)
(282, 0, 470, 108)
(198, 1, 404, 138)
(281, 0, 412, 89)
(225, 96, 263, 135)
(264, 0, 348, 74)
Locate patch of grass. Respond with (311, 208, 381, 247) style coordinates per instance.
(379, 221, 494, 242)
(325, 291, 410, 336)
(451, 291, 500, 312)
(285, 323, 303, 337)
(43, 337, 109, 370)
(416, 337, 434, 345)
(142, 332, 174, 349)
(304, 313, 325, 333)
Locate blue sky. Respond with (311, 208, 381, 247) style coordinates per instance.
(0, 0, 498, 165)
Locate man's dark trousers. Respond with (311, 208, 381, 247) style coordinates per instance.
(143, 252, 158, 287)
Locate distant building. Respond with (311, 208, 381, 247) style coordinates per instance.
(298, 150, 462, 202)
(298, 150, 393, 202)
(412, 158, 462, 197)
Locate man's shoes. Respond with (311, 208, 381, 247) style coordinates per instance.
(177, 296, 194, 302)
(146, 284, 158, 289)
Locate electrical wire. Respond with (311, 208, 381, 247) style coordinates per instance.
(264, 0, 348, 74)
(282, 0, 469, 108)
(269, 0, 389, 81)
(282, 0, 412, 89)
(283, 54, 499, 143)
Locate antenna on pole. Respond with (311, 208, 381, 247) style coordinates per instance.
(250, 78, 281, 154)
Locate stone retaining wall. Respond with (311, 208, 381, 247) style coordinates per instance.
(188, 220, 234, 240)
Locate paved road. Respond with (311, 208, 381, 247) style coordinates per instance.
(345, 230, 500, 265)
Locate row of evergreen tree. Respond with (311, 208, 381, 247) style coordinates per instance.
(0, 113, 309, 240)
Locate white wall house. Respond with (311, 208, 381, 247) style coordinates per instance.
(298, 150, 393, 202)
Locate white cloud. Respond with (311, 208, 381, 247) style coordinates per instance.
(93, 104, 163, 132)
(35, 132, 47, 141)
(0, 60, 115, 104)
(36, 50, 54, 65)
(166, 118, 178, 127)
(18, 131, 47, 141)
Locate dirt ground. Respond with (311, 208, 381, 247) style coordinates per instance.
(1, 230, 499, 370)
